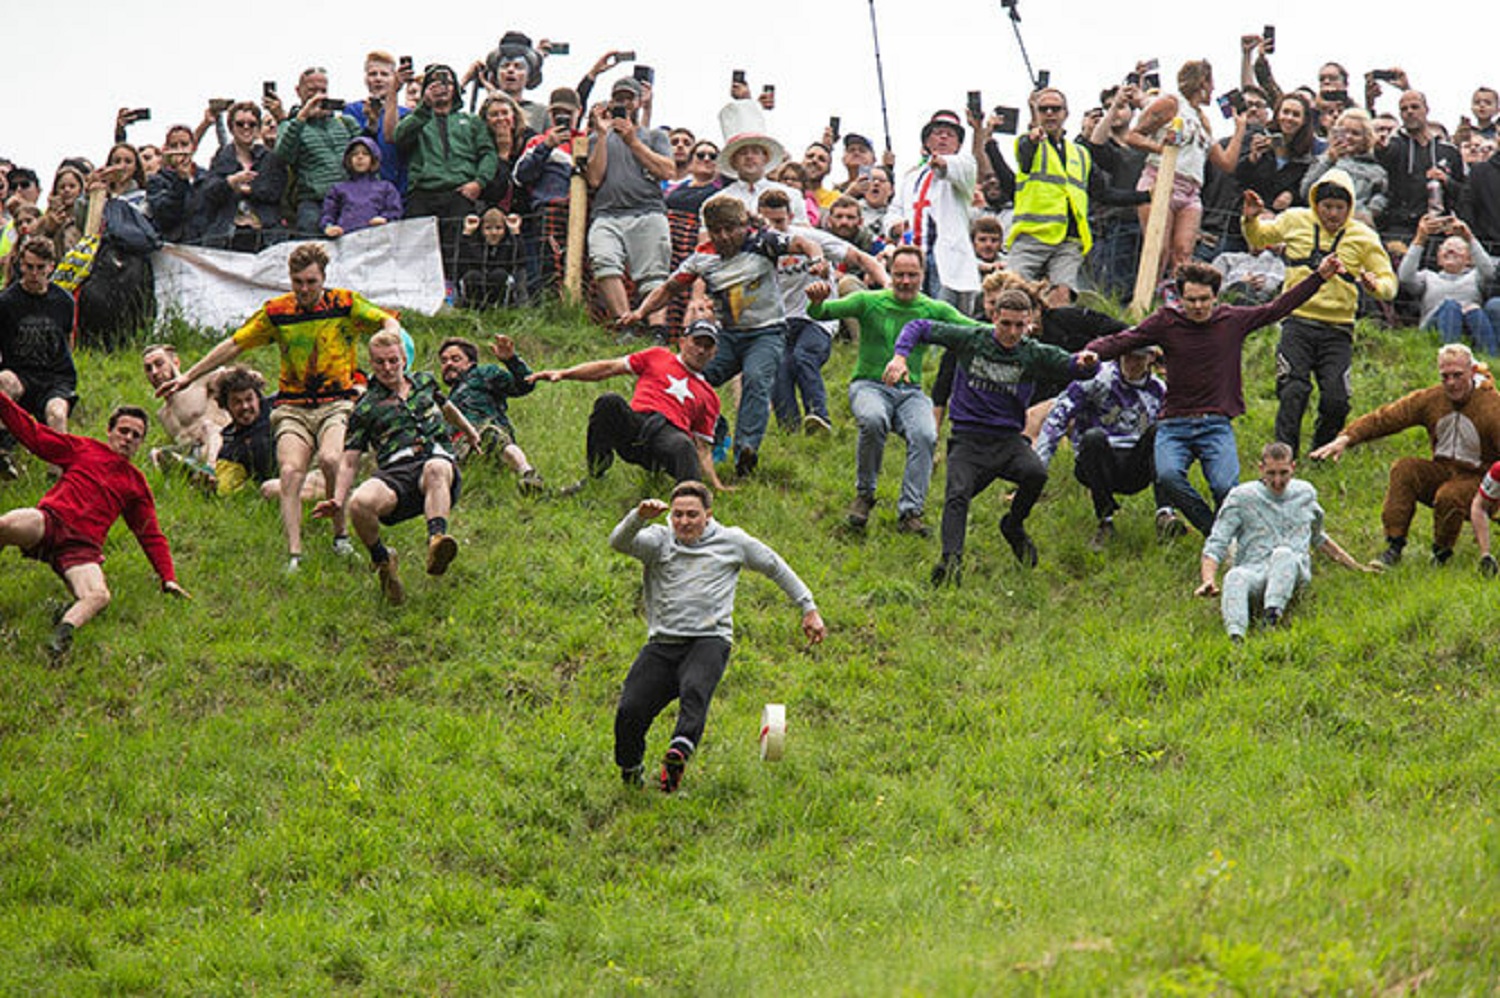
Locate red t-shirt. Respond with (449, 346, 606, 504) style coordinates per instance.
(0, 394, 175, 582)
(627, 347, 720, 441)
(1482, 461, 1500, 501)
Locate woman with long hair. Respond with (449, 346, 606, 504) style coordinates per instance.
(1238, 92, 1318, 211)
(37, 164, 86, 258)
(477, 92, 532, 213)
(1127, 59, 1247, 277)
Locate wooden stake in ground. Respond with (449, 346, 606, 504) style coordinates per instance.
(563, 133, 591, 305)
(1128, 119, 1181, 321)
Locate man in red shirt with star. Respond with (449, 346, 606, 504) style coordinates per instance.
(528, 319, 729, 491)
(0, 393, 189, 660)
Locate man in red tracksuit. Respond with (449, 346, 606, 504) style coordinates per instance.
(0, 393, 189, 659)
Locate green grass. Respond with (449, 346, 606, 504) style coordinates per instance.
(0, 301, 1496, 995)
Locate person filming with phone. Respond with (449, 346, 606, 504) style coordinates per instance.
(1006, 87, 1093, 304)
(585, 75, 676, 334)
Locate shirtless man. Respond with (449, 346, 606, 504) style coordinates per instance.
(141, 344, 228, 488)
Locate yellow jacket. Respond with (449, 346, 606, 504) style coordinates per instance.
(1242, 168, 1396, 326)
(1009, 135, 1092, 255)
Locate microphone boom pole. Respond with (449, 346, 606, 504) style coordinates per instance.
(866, 0, 894, 154)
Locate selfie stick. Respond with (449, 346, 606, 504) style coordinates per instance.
(1000, 0, 1039, 88)
(866, 0, 893, 154)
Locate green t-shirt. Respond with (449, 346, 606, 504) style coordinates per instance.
(807, 290, 981, 385)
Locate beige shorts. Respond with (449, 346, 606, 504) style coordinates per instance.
(269, 399, 355, 450)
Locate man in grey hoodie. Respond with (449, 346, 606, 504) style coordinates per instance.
(609, 480, 826, 792)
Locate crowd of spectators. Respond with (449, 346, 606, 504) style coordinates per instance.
(4, 32, 1500, 341)
(10, 29, 1500, 662)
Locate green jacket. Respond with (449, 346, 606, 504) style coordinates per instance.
(393, 106, 497, 194)
(277, 115, 360, 202)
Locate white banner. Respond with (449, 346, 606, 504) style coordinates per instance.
(151, 217, 448, 335)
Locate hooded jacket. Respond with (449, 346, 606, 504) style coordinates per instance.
(393, 76, 497, 195)
(320, 137, 404, 232)
(1242, 167, 1396, 326)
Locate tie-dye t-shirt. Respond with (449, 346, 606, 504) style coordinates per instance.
(231, 289, 391, 403)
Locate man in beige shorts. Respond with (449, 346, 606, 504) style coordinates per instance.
(158, 242, 400, 571)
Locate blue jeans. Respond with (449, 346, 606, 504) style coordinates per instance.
(704, 324, 785, 456)
(771, 319, 833, 426)
(294, 199, 324, 237)
(1153, 416, 1239, 536)
(848, 380, 937, 517)
(1431, 299, 1500, 355)
(1085, 214, 1141, 299)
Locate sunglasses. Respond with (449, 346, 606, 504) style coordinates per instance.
(693, 150, 719, 160)
(232, 119, 259, 128)
(11, 179, 35, 189)
(1036, 105, 1066, 114)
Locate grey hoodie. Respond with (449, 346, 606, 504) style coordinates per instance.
(610, 509, 816, 642)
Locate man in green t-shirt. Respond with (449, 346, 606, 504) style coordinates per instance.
(806, 246, 982, 535)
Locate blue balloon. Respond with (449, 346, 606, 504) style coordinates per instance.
(398, 327, 416, 368)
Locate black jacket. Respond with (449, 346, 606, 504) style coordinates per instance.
(146, 166, 232, 246)
(209, 143, 289, 232)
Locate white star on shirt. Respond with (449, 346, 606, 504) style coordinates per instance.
(664, 375, 694, 404)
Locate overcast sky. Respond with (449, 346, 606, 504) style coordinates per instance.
(4, 0, 1491, 183)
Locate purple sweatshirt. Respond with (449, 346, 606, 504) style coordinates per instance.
(1086, 272, 1325, 420)
(320, 137, 404, 233)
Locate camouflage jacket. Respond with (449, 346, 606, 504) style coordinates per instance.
(346, 372, 451, 468)
(446, 356, 534, 434)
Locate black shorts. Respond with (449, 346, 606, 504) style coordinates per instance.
(10, 372, 77, 421)
(374, 455, 461, 526)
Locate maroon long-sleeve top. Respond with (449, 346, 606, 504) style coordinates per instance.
(1087, 272, 1326, 420)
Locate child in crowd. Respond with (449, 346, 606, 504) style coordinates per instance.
(1, 199, 42, 286)
(971, 215, 1006, 283)
(456, 208, 526, 309)
(320, 137, 403, 238)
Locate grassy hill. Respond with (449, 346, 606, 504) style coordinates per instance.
(0, 301, 1495, 995)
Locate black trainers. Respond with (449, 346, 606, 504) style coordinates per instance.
(1155, 509, 1186, 542)
(1263, 606, 1282, 629)
(1480, 554, 1498, 578)
(47, 622, 74, 666)
(518, 468, 545, 497)
(659, 747, 687, 793)
(621, 765, 645, 789)
(1089, 518, 1115, 552)
(1373, 540, 1404, 568)
(0, 451, 19, 482)
(846, 493, 876, 529)
(1000, 514, 1038, 568)
(1431, 546, 1453, 566)
(735, 447, 759, 478)
(930, 554, 963, 587)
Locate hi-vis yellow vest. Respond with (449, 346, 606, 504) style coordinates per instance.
(1009, 137, 1092, 255)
